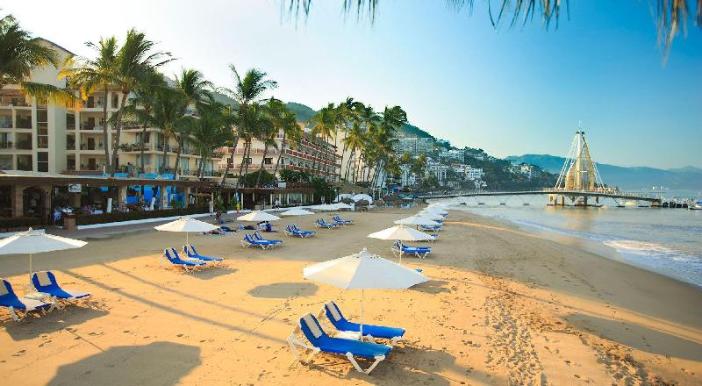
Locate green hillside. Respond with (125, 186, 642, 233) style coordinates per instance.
(286, 102, 317, 122)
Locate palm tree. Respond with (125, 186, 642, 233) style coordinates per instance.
(343, 122, 365, 183)
(175, 68, 213, 111)
(144, 87, 188, 174)
(220, 66, 278, 187)
(335, 97, 362, 180)
(191, 103, 233, 178)
(62, 36, 119, 170)
(254, 98, 283, 187)
(308, 104, 336, 176)
(271, 110, 301, 180)
(109, 29, 172, 176)
(125, 70, 166, 173)
(284, 0, 701, 57)
(0, 14, 76, 105)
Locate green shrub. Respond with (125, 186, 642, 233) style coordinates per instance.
(75, 206, 209, 226)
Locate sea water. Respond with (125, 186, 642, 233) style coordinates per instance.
(439, 194, 702, 288)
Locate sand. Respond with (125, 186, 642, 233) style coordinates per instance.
(1, 208, 701, 385)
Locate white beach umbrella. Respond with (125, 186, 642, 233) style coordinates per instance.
(419, 212, 445, 221)
(303, 248, 427, 336)
(237, 211, 280, 222)
(154, 216, 219, 244)
(424, 206, 448, 215)
(0, 228, 87, 286)
(394, 215, 440, 227)
(352, 194, 373, 204)
(335, 202, 354, 210)
(313, 204, 339, 211)
(279, 208, 314, 216)
(368, 225, 434, 264)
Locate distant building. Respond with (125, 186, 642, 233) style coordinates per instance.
(426, 160, 449, 186)
(439, 149, 464, 162)
(510, 162, 533, 179)
(451, 164, 484, 181)
(394, 137, 434, 155)
(399, 164, 416, 187)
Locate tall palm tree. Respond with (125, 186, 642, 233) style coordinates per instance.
(62, 36, 119, 169)
(220, 65, 277, 187)
(343, 122, 365, 183)
(285, 0, 701, 57)
(309, 104, 337, 176)
(109, 29, 172, 176)
(145, 87, 188, 174)
(175, 68, 213, 111)
(0, 14, 76, 105)
(335, 97, 361, 180)
(126, 70, 166, 173)
(191, 102, 233, 178)
(271, 110, 301, 180)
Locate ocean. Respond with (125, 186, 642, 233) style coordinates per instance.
(436, 194, 702, 288)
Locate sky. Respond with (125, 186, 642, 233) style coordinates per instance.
(3, 0, 701, 168)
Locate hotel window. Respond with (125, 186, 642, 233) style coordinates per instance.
(244, 157, 252, 164)
(37, 152, 48, 172)
(0, 155, 12, 169)
(66, 156, 76, 170)
(264, 157, 273, 165)
(15, 111, 31, 129)
(16, 154, 32, 171)
(36, 108, 48, 149)
(67, 113, 75, 129)
(112, 94, 119, 109)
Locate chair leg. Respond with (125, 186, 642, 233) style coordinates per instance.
(8, 307, 21, 322)
(346, 352, 385, 375)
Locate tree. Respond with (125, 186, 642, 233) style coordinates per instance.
(124, 70, 167, 173)
(0, 13, 77, 106)
(221, 66, 277, 187)
(284, 0, 701, 58)
(62, 36, 120, 170)
(271, 109, 301, 180)
(147, 87, 188, 174)
(191, 102, 234, 178)
(175, 68, 213, 110)
(108, 29, 172, 176)
(254, 98, 282, 187)
(309, 103, 337, 175)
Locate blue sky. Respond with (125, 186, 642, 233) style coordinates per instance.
(4, 0, 701, 168)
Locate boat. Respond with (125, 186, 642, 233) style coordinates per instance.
(689, 200, 702, 210)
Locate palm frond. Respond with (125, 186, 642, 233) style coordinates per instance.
(20, 81, 81, 107)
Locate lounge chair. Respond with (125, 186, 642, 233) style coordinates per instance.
(285, 225, 316, 238)
(0, 278, 53, 321)
(417, 233, 439, 242)
(183, 245, 224, 264)
(419, 224, 442, 232)
(324, 301, 404, 344)
(241, 234, 281, 249)
(164, 248, 206, 271)
(253, 231, 283, 245)
(315, 218, 338, 229)
(332, 215, 353, 225)
(391, 241, 432, 258)
(288, 313, 392, 375)
(31, 271, 91, 305)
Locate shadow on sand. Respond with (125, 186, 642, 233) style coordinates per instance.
(191, 266, 238, 280)
(566, 313, 702, 361)
(47, 341, 201, 386)
(4, 305, 108, 341)
(411, 280, 451, 294)
(248, 282, 318, 299)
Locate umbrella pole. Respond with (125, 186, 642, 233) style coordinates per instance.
(360, 289, 364, 340)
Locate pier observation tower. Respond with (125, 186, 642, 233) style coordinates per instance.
(550, 130, 608, 207)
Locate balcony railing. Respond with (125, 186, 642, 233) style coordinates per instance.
(79, 143, 105, 151)
(15, 141, 32, 150)
(0, 141, 12, 149)
(0, 120, 11, 129)
(16, 118, 32, 129)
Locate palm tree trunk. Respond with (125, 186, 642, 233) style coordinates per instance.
(161, 132, 169, 174)
(174, 136, 183, 177)
(139, 120, 148, 174)
(241, 141, 253, 186)
(219, 136, 239, 186)
(339, 141, 348, 181)
(110, 90, 129, 176)
(102, 86, 111, 173)
(235, 141, 249, 188)
(255, 142, 269, 187)
(271, 133, 286, 179)
(345, 149, 355, 181)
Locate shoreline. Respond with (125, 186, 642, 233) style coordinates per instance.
(1, 208, 701, 385)
(454, 207, 702, 292)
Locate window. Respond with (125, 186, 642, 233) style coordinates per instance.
(244, 157, 252, 165)
(66, 134, 75, 150)
(66, 113, 75, 129)
(264, 157, 273, 165)
(37, 152, 48, 172)
(36, 109, 48, 148)
(16, 154, 32, 171)
(0, 155, 12, 169)
(66, 156, 76, 170)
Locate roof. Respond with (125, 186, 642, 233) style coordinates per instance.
(35, 37, 76, 56)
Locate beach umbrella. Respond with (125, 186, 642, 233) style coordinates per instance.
(424, 206, 448, 215)
(394, 215, 440, 227)
(303, 248, 427, 337)
(313, 204, 339, 211)
(236, 211, 280, 222)
(419, 212, 445, 221)
(335, 202, 354, 210)
(0, 228, 87, 286)
(154, 216, 219, 244)
(368, 225, 434, 264)
(279, 208, 314, 216)
(352, 194, 373, 204)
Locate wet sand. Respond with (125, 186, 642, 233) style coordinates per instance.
(1, 208, 701, 385)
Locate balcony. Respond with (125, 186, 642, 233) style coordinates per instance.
(0, 119, 11, 129)
(16, 118, 32, 129)
(15, 141, 32, 150)
(0, 141, 12, 149)
(79, 143, 105, 151)
(0, 95, 29, 107)
(119, 143, 150, 152)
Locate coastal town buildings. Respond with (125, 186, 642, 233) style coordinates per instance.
(394, 136, 435, 155)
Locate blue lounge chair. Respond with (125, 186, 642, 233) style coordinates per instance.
(31, 271, 90, 304)
(253, 231, 283, 245)
(241, 234, 280, 249)
(164, 248, 206, 271)
(392, 241, 432, 258)
(285, 225, 316, 238)
(0, 278, 53, 321)
(332, 215, 353, 225)
(419, 224, 442, 232)
(315, 218, 338, 229)
(324, 301, 404, 344)
(183, 245, 224, 263)
(288, 313, 392, 374)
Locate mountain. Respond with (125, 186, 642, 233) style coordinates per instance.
(286, 102, 317, 122)
(506, 154, 702, 190)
